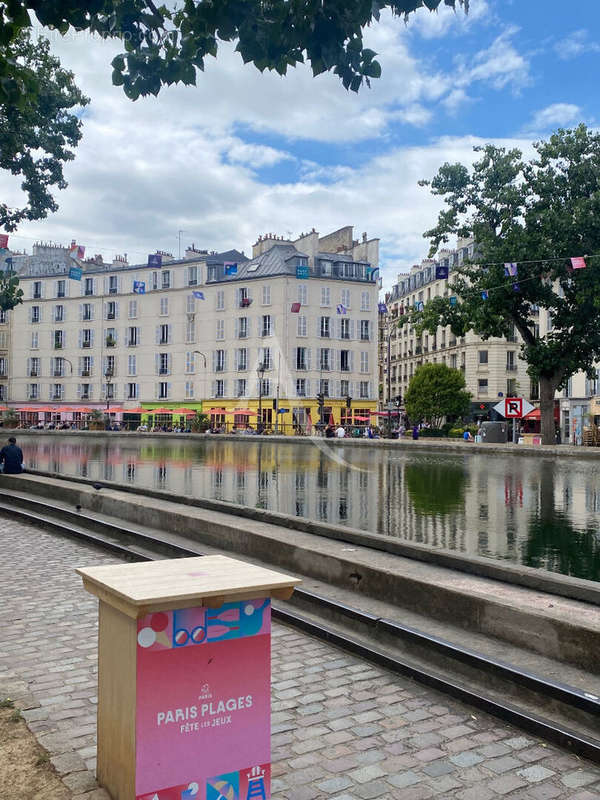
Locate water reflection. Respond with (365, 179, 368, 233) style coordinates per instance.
(19, 437, 600, 580)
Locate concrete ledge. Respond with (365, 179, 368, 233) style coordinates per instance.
(9, 427, 600, 458)
(2, 473, 600, 673)
(22, 467, 600, 607)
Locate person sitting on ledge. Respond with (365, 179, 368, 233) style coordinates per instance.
(0, 436, 24, 474)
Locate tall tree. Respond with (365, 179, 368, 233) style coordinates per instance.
(404, 362, 471, 428)
(0, 30, 89, 232)
(0, 1, 467, 102)
(415, 124, 600, 445)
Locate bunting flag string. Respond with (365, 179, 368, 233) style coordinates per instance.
(290, 302, 301, 313)
(336, 304, 348, 315)
(571, 256, 586, 270)
(192, 290, 205, 300)
(133, 281, 146, 294)
(504, 262, 518, 277)
(378, 302, 388, 313)
(224, 261, 238, 275)
(0, 234, 8, 249)
(147, 253, 162, 268)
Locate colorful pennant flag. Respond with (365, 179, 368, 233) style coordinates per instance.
(571, 256, 586, 270)
(0, 234, 8, 249)
(435, 265, 449, 279)
(133, 281, 146, 294)
(192, 290, 205, 300)
(290, 302, 301, 313)
(68, 267, 82, 281)
(512, 283, 520, 292)
(504, 262, 518, 277)
(481, 290, 489, 300)
(449, 296, 457, 306)
(224, 261, 238, 275)
(148, 253, 162, 268)
(240, 297, 252, 307)
(70, 243, 85, 259)
(336, 304, 348, 315)
(378, 302, 388, 313)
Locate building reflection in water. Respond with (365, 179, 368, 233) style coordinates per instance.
(18, 437, 600, 580)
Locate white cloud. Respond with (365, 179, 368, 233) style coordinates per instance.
(525, 103, 582, 134)
(407, 0, 491, 39)
(226, 142, 293, 168)
(554, 30, 600, 60)
(459, 26, 530, 92)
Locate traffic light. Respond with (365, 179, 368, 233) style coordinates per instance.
(272, 399, 277, 409)
(394, 394, 402, 407)
(316, 393, 325, 408)
(345, 395, 352, 409)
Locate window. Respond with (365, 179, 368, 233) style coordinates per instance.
(530, 381, 540, 401)
(296, 348, 307, 370)
(478, 350, 488, 365)
(340, 318, 350, 339)
(297, 285, 307, 305)
(105, 327, 117, 347)
(216, 319, 225, 341)
(360, 351, 369, 373)
(360, 320, 370, 341)
(51, 383, 64, 401)
(261, 347, 272, 370)
(186, 295, 195, 314)
(161, 270, 171, 289)
(151, 271, 159, 291)
(128, 355, 137, 376)
(31, 332, 39, 349)
(215, 379, 224, 398)
(185, 317, 196, 344)
(81, 329, 93, 348)
(31, 306, 40, 323)
(29, 357, 40, 377)
(361, 291, 370, 311)
(187, 265, 198, 286)
(236, 379, 247, 397)
(262, 285, 271, 305)
(507, 378, 517, 396)
(506, 351, 516, 371)
(82, 303, 93, 321)
(185, 381, 194, 399)
(80, 356, 92, 377)
(297, 315, 307, 337)
(319, 348, 330, 371)
(216, 290, 225, 311)
(84, 277, 94, 296)
(106, 301, 117, 320)
(107, 275, 117, 295)
(54, 305, 64, 323)
(259, 378, 270, 396)
(56, 279, 66, 298)
(160, 297, 169, 316)
(321, 287, 331, 307)
(127, 383, 139, 399)
(341, 289, 350, 308)
(105, 383, 116, 401)
(237, 317, 248, 338)
(237, 348, 247, 371)
(319, 379, 329, 397)
(359, 381, 369, 399)
(158, 353, 170, 375)
(80, 383, 91, 400)
(128, 300, 137, 319)
(185, 352, 195, 373)
(158, 324, 170, 345)
(262, 315, 272, 337)
(54, 330, 64, 349)
(33, 281, 42, 299)
(28, 384, 39, 400)
(215, 349, 226, 372)
(105, 355, 115, 376)
(296, 378, 306, 397)
(127, 326, 140, 347)
(0, 310, 6, 324)
(478, 379, 489, 394)
(320, 316, 330, 338)
(159, 382, 169, 399)
(340, 350, 350, 371)
(341, 379, 349, 397)
(207, 264, 218, 282)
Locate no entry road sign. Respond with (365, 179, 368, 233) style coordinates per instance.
(493, 397, 535, 418)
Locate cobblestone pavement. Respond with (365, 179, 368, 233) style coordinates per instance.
(1, 515, 600, 800)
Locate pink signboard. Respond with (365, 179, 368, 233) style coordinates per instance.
(135, 598, 271, 800)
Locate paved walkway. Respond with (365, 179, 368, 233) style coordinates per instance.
(1, 515, 599, 800)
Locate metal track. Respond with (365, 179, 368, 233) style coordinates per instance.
(1, 494, 599, 764)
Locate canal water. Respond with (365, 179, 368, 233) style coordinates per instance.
(18, 436, 600, 581)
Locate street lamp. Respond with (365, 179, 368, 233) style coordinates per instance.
(257, 362, 265, 433)
(60, 357, 73, 375)
(193, 351, 208, 422)
(104, 368, 113, 427)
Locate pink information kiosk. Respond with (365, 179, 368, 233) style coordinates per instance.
(77, 555, 301, 800)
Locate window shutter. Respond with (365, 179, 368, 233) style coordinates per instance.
(77, 384, 82, 399)
(212, 380, 216, 398)
(167, 353, 172, 375)
(27, 357, 31, 375)
(234, 318, 238, 338)
(155, 353, 160, 375)
(155, 326, 160, 344)
(306, 348, 312, 371)
(90, 356, 94, 372)
(168, 324, 172, 344)
(91, 330, 95, 347)
(64, 281, 70, 298)
(78, 330, 82, 348)
(41, 283, 45, 299)
(350, 319, 355, 340)
(136, 326, 141, 344)
(103, 277, 108, 295)
(305, 379, 311, 397)
(115, 302, 120, 319)
(80, 281, 85, 297)
(349, 351, 354, 372)
(212, 351, 217, 372)
(223, 351, 227, 372)
(167, 381, 172, 398)
(28, 308, 32, 323)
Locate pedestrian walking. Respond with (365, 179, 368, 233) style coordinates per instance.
(335, 425, 346, 438)
(0, 436, 24, 474)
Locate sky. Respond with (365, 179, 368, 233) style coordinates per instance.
(2, 0, 599, 289)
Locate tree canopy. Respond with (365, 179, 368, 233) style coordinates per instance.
(404, 362, 470, 427)
(0, 1, 467, 102)
(0, 30, 89, 232)
(415, 124, 600, 445)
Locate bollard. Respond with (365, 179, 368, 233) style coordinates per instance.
(77, 555, 301, 800)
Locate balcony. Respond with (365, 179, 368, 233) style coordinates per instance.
(28, 394, 39, 401)
(506, 364, 518, 371)
(53, 370, 64, 378)
(81, 393, 90, 401)
(106, 338, 116, 348)
(54, 343, 63, 350)
(29, 371, 39, 378)
(415, 345, 422, 354)
(82, 340, 92, 348)
(81, 370, 90, 377)
(107, 312, 116, 320)
(449, 338, 457, 347)
(320, 331, 330, 339)
(239, 298, 252, 308)
(158, 368, 169, 376)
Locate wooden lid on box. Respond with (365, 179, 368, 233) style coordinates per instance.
(76, 555, 301, 618)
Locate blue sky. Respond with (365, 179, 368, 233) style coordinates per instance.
(2, 0, 598, 288)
